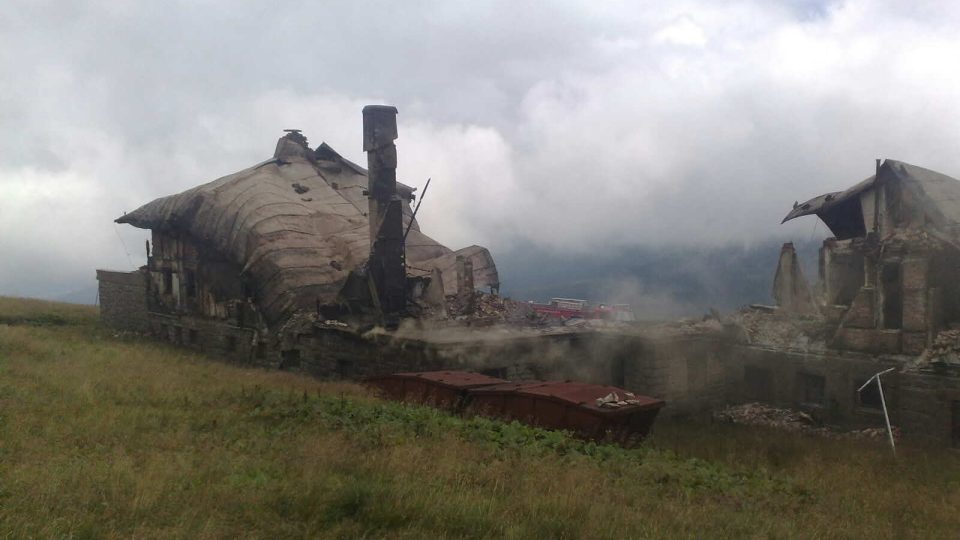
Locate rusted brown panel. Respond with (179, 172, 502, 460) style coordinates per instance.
(466, 379, 665, 440)
(369, 372, 665, 441)
(517, 381, 664, 412)
(365, 371, 507, 409)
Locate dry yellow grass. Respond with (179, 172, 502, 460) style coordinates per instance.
(2, 296, 960, 539)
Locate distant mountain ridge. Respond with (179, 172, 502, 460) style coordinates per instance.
(494, 237, 824, 319)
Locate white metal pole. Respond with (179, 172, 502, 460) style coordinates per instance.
(876, 375, 896, 456)
(858, 368, 896, 456)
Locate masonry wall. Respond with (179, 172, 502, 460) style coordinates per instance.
(147, 312, 263, 363)
(899, 368, 960, 446)
(96, 270, 149, 333)
(98, 300, 960, 447)
(622, 337, 738, 418)
(731, 345, 902, 426)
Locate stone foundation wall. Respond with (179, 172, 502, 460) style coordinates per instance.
(623, 337, 737, 418)
(99, 303, 960, 447)
(731, 346, 902, 426)
(146, 312, 262, 362)
(899, 368, 960, 446)
(96, 270, 149, 333)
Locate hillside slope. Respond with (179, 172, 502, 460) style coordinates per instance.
(1, 297, 958, 539)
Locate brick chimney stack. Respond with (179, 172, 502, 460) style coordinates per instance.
(362, 105, 406, 324)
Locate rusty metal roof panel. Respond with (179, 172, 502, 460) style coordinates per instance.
(373, 370, 508, 389)
(365, 370, 508, 410)
(522, 382, 664, 412)
(467, 381, 664, 413)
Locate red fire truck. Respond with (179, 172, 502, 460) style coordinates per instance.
(529, 298, 636, 322)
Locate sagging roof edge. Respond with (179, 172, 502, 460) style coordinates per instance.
(114, 141, 416, 227)
(781, 172, 879, 224)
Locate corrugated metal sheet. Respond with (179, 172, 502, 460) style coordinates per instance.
(368, 371, 664, 443)
(465, 380, 664, 441)
(513, 381, 664, 412)
(365, 371, 508, 409)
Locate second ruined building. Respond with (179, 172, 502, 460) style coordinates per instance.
(782, 159, 960, 355)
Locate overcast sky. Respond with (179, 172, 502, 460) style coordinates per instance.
(3, 0, 960, 299)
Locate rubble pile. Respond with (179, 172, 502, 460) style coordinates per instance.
(595, 391, 643, 409)
(714, 402, 818, 432)
(445, 292, 551, 326)
(649, 316, 724, 337)
(726, 307, 828, 351)
(714, 402, 901, 441)
(838, 426, 901, 442)
(921, 329, 960, 364)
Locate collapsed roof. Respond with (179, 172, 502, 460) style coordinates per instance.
(116, 134, 499, 323)
(782, 159, 960, 244)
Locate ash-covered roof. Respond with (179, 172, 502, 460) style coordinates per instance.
(116, 134, 499, 323)
(782, 159, 960, 243)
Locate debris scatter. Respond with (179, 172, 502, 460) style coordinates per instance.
(726, 307, 828, 351)
(921, 329, 960, 364)
(595, 391, 643, 408)
(713, 402, 900, 441)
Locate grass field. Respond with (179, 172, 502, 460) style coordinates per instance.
(2, 296, 960, 539)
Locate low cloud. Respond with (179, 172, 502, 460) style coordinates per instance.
(3, 0, 960, 298)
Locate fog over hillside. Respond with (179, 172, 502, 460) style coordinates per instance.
(497, 237, 824, 319)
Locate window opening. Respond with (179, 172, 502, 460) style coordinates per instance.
(799, 373, 826, 406)
(882, 262, 903, 329)
(162, 268, 173, 294)
(952, 401, 960, 448)
(857, 378, 883, 410)
(185, 270, 196, 298)
(745, 366, 772, 402)
(280, 350, 301, 370)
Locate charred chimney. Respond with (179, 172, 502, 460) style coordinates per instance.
(363, 105, 406, 324)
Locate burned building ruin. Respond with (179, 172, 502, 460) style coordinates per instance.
(99, 105, 499, 374)
(97, 125, 960, 448)
(783, 159, 960, 355)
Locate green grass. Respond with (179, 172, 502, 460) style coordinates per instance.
(0, 296, 97, 327)
(1, 297, 960, 538)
